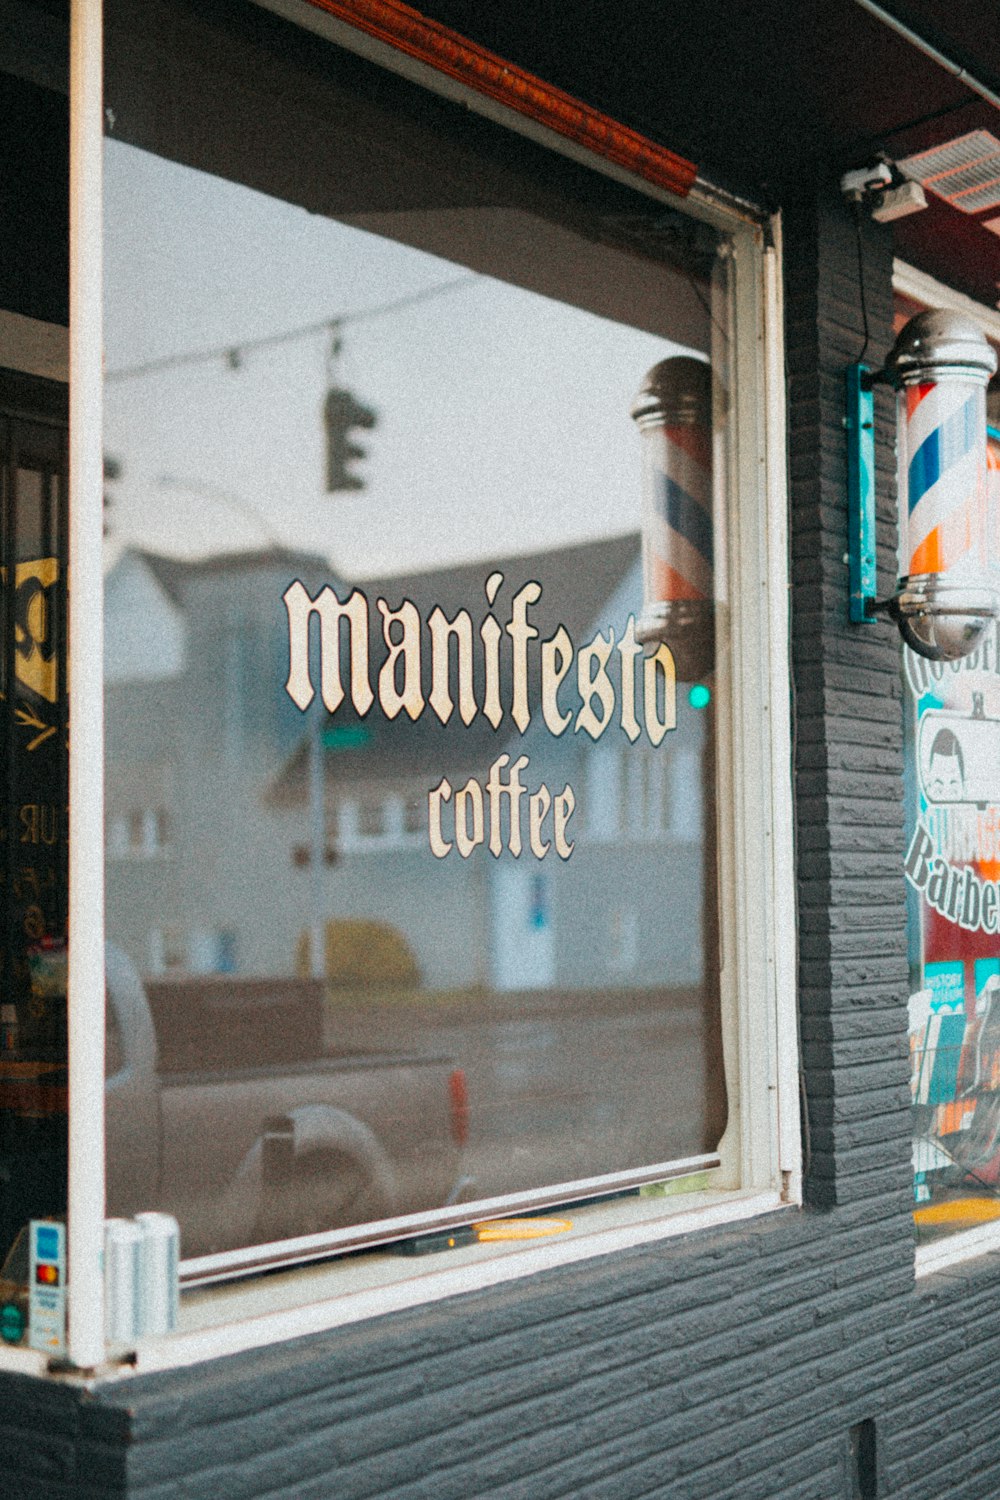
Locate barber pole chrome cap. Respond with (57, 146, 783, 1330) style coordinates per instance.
(631, 357, 714, 681)
(883, 310, 999, 661)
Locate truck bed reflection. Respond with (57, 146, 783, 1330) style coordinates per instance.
(105, 945, 466, 1256)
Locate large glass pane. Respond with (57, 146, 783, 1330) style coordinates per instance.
(103, 0, 736, 1264)
(907, 327, 1000, 1242)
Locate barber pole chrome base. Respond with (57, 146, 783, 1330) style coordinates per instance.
(885, 574, 999, 661)
(636, 598, 715, 682)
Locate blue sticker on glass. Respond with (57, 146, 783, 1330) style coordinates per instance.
(925, 962, 965, 1013)
(35, 1226, 60, 1261)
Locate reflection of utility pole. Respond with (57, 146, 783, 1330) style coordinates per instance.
(308, 707, 326, 981)
(103, 454, 121, 536)
(156, 476, 283, 549)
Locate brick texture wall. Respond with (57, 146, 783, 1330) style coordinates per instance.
(4, 185, 1000, 1500)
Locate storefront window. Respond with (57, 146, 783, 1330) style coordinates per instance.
(90, 0, 788, 1289)
(904, 290, 1000, 1242)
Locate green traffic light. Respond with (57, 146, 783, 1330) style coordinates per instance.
(0, 1302, 24, 1343)
(688, 683, 711, 710)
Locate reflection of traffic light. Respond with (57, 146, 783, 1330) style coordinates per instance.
(324, 387, 377, 492)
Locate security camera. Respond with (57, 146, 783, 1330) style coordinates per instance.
(840, 162, 892, 201)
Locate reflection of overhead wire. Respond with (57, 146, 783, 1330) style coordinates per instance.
(105, 275, 477, 383)
(685, 272, 728, 344)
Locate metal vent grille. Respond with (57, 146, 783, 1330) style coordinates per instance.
(900, 130, 1000, 214)
(952, 178, 1000, 213)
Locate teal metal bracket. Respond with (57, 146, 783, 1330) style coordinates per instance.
(845, 363, 876, 623)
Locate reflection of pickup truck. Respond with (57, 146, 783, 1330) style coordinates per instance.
(105, 946, 469, 1258)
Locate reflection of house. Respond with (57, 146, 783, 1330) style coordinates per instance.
(104, 545, 333, 978)
(105, 535, 709, 991)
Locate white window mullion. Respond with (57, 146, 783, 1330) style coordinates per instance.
(67, 0, 107, 1371)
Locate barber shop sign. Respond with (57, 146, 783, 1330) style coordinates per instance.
(904, 629, 1000, 935)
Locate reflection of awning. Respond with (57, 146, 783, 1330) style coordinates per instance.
(344, 206, 711, 349)
(105, 0, 712, 344)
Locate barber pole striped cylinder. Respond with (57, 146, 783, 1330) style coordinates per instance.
(883, 310, 998, 661)
(631, 356, 714, 680)
(900, 376, 989, 581)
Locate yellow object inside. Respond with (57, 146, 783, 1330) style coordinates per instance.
(474, 1218, 573, 1241)
(913, 1196, 1000, 1228)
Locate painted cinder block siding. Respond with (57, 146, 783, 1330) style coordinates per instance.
(2, 137, 997, 1500)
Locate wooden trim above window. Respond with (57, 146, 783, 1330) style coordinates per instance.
(303, 0, 698, 199)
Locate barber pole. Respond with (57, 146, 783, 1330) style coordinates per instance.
(882, 310, 998, 661)
(630, 356, 714, 680)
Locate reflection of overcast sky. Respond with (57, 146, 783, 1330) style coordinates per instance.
(103, 141, 691, 579)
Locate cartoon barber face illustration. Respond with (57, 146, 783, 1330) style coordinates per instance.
(925, 727, 965, 803)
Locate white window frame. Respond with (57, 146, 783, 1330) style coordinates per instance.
(7, 0, 800, 1378)
(65, 0, 107, 1375)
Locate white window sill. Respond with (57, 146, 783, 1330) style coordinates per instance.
(0, 1186, 790, 1381)
(118, 1186, 788, 1379)
(915, 1220, 1000, 1279)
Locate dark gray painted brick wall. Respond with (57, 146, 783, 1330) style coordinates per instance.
(2, 186, 998, 1500)
(783, 185, 912, 1214)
